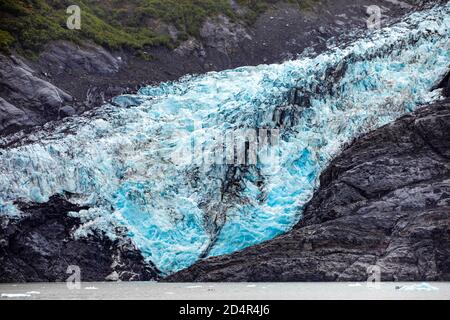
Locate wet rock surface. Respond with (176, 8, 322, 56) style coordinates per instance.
(0, 195, 159, 282)
(167, 99, 450, 282)
(0, 55, 74, 134)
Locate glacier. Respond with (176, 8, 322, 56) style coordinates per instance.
(1, 3, 450, 274)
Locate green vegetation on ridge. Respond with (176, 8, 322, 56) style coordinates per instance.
(0, 0, 319, 56)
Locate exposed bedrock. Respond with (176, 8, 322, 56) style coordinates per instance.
(167, 98, 450, 282)
(0, 195, 159, 282)
(0, 55, 74, 135)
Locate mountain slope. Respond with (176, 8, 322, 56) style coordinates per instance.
(0, 0, 421, 135)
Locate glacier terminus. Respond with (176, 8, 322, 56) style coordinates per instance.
(0, 3, 450, 275)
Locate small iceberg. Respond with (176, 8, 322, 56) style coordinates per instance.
(1, 293, 31, 298)
(398, 283, 439, 291)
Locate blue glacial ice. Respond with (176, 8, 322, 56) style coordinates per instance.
(1, 3, 450, 274)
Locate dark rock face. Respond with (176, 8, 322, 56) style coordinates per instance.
(0, 195, 159, 283)
(0, 55, 75, 134)
(0, 97, 34, 135)
(167, 100, 450, 282)
(40, 41, 122, 76)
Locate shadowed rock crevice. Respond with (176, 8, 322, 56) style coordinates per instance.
(167, 99, 450, 282)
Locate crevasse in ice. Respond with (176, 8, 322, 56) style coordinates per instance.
(0, 3, 450, 274)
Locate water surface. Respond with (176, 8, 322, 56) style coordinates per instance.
(0, 282, 448, 300)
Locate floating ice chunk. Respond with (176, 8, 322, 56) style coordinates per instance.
(399, 283, 439, 291)
(348, 283, 363, 287)
(1, 293, 31, 298)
